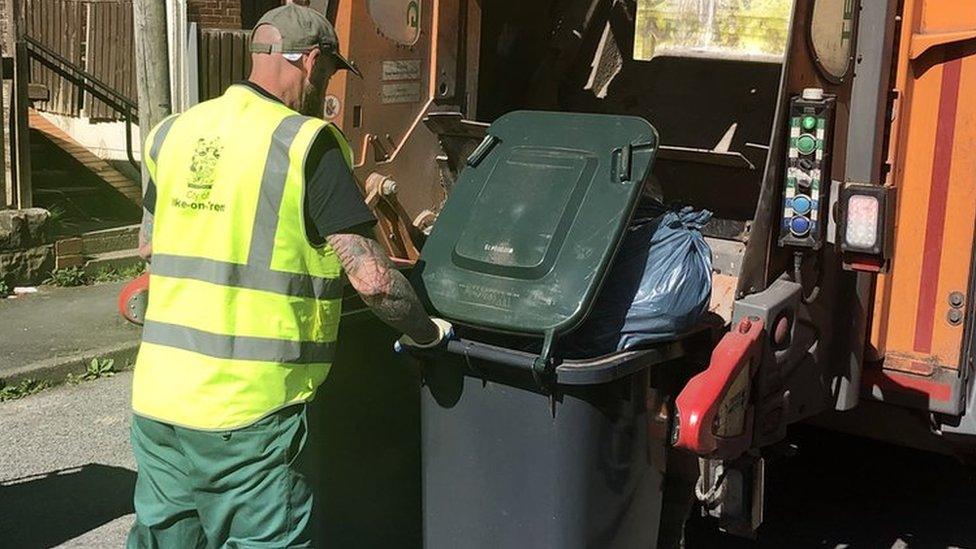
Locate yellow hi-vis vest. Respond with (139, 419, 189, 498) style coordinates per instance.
(132, 84, 354, 430)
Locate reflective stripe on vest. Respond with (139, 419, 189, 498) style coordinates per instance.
(132, 84, 350, 430)
(141, 320, 336, 364)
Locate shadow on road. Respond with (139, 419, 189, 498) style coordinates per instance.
(687, 427, 976, 548)
(0, 463, 134, 548)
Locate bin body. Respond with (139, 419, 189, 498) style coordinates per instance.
(422, 357, 665, 549)
(417, 111, 667, 548)
(312, 303, 422, 548)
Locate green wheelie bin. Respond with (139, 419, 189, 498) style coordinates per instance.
(410, 111, 689, 548)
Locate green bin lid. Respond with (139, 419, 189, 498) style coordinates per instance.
(420, 111, 658, 336)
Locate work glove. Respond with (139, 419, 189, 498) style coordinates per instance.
(394, 318, 454, 353)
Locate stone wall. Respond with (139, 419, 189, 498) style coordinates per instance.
(0, 209, 54, 286)
(0, 0, 9, 47)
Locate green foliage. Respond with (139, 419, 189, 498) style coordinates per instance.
(90, 263, 146, 284)
(45, 262, 145, 288)
(82, 358, 116, 381)
(0, 378, 51, 402)
(0, 280, 10, 298)
(46, 205, 68, 232)
(45, 267, 89, 287)
(67, 357, 120, 385)
(1, 358, 118, 401)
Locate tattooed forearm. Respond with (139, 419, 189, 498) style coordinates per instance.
(327, 233, 438, 344)
(138, 209, 154, 262)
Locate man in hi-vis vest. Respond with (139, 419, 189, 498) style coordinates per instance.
(127, 5, 452, 547)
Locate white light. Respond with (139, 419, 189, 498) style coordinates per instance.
(845, 195, 879, 249)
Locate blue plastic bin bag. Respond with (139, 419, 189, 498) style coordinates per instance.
(562, 206, 713, 358)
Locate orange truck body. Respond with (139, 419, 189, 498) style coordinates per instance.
(867, 0, 976, 414)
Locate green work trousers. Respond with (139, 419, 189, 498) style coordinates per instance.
(126, 404, 317, 548)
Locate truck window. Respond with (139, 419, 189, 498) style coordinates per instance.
(633, 0, 792, 62)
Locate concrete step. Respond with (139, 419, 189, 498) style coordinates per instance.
(32, 167, 74, 179)
(54, 224, 141, 269)
(82, 249, 143, 275)
(35, 186, 103, 196)
(79, 225, 140, 256)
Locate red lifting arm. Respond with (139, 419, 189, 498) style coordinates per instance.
(118, 272, 150, 325)
(673, 317, 764, 460)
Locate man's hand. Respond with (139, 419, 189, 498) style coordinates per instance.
(326, 232, 439, 344)
(394, 318, 454, 353)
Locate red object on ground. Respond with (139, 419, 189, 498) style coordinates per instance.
(673, 317, 764, 459)
(118, 272, 150, 325)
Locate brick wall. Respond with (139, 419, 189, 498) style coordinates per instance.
(188, 0, 243, 29)
(241, 0, 284, 29)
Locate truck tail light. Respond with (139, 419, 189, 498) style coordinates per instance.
(845, 195, 880, 248)
(838, 183, 896, 272)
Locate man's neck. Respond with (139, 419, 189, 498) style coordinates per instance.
(241, 80, 285, 105)
(247, 74, 298, 110)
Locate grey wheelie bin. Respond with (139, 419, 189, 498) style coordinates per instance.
(410, 111, 686, 549)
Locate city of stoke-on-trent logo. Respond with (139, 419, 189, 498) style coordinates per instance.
(186, 137, 222, 201)
(170, 137, 227, 212)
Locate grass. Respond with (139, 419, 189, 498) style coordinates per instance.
(67, 358, 117, 385)
(1, 357, 121, 403)
(46, 204, 67, 233)
(45, 266, 88, 287)
(89, 263, 145, 283)
(0, 378, 52, 402)
(45, 262, 145, 287)
(0, 280, 10, 298)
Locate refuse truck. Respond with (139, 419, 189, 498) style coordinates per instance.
(121, 0, 976, 546)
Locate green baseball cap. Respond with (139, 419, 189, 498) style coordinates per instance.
(249, 4, 361, 77)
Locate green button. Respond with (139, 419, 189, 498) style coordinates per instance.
(802, 116, 817, 130)
(797, 134, 817, 155)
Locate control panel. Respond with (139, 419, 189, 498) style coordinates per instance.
(778, 89, 836, 249)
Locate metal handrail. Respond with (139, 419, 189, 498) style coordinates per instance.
(24, 35, 140, 171)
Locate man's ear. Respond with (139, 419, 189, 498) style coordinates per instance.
(303, 48, 321, 76)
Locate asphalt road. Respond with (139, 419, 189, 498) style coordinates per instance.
(2, 372, 976, 548)
(0, 282, 140, 378)
(0, 372, 134, 548)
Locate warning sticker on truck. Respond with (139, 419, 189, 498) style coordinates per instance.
(382, 60, 422, 81)
(381, 82, 422, 104)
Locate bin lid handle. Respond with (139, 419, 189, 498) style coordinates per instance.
(466, 134, 499, 167)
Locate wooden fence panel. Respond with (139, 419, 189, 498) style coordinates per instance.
(84, 0, 136, 120)
(29, 3, 256, 119)
(27, 0, 85, 116)
(198, 29, 250, 101)
(26, 0, 136, 121)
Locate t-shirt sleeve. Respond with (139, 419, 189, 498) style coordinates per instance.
(303, 128, 376, 246)
(144, 177, 158, 215)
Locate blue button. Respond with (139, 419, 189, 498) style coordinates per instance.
(792, 195, 812, 215)
(790, 216, 811, 236)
